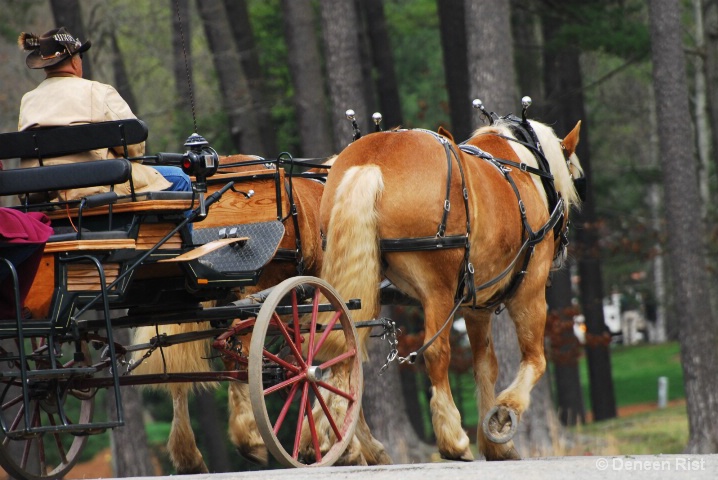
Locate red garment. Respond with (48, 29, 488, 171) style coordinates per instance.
(0, 209, 53, 244)
(0, 208, 53, 318)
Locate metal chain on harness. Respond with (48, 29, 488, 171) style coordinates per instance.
(376, 317, 403, 375)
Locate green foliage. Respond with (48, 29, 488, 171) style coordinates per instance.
(248, 0, 300, 156)
(546, 0, 650, 59)
(384, 0, 449, 129)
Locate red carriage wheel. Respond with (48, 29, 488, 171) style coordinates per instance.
(0, 337, 96, 480)
(249, 276, 363, 467)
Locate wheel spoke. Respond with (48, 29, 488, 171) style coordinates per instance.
(305, 289, 321, 365)
(48, 412, 70, 465)
(316, 380, 356, 402)
(292, 382, 310, 460)
(264, 371, 306, 397)
(310, 382, 342, 440)
(318, 348, 357, 371)
(304, 389, 322, 463)
(2, 392, 25, 416)
(292, 290, 303, 354)
(269, 313, 308, 369)
(261, 348, 301, 375)
(273, 381, 301, 435)
(312, 310, 342, 357)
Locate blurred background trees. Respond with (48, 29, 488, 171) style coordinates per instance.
(1, 0, 717, 472)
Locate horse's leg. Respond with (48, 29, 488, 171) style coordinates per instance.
(167, 385, 209, 474)
(227, 381, 268, 465)
(354, 407, 392, 465)
(462, 309, 520, 460)
(423, 297, 473, 461)
(484, 276, 549, 447)
(132, 323, 213, 474)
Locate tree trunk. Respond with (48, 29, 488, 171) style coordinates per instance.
(704, 0, 718, 186)
(318, 0, 369, 152)
(223, 0, 278, 157)
(361, 0, 404, 130)
(546, 267, 586, 426)
(512, 3, 543, 103)
(361, 308, 434, 463)
(107, 329, 155, 477)
(437, 0, 473, 141)
(465, 0, 559, 455)
(541, 3, 617, 422)
(693, 0, 711, 218)
(648, 0, 718, 453)
(281, 0, 333, 158)
(195, 0, 263, 154)
(50, 0, 92, 79)
(465, 0, 518, 122)
(109, 32, 137, 113)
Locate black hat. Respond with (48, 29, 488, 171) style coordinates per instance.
(18, 27, 91, 69)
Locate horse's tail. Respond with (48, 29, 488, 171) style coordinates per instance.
(131, 321, 216, 394)
(321, 165, 384, 360)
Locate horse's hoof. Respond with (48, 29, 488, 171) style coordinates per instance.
(440, 449, 474, 462)
(176, 462, 209, 475)
(482, 405, 518, 444)
(237, 445, 269, 466)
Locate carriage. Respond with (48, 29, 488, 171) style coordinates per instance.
(0, 119, 368, 479)
(0, 101, 585, 479)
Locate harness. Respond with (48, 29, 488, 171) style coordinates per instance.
(379, 124, 565, 311)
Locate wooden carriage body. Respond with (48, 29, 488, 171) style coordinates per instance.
(0, 120, 362, 478)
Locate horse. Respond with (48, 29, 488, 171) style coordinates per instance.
(131, 154, 391, 473)
(316, 117, 583, 462)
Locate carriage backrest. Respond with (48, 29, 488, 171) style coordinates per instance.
(0, 119, 147, 198)
(0, 159, 132, 197)
(0, 119, 148, 161)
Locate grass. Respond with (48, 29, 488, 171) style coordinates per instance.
(579, 341, 684, 409)
(566, 403, 689, 456)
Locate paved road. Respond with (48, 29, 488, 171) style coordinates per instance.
(122, 454, 717, 480)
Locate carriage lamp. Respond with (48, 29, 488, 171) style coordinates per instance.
(181, 132, 220, 180)
(182, 132, 220, 219)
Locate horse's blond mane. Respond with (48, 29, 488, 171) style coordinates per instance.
(473, 120, 582, 211)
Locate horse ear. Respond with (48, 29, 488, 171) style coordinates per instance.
(438, 126, 455, 143)
(562, 120, 581, 156)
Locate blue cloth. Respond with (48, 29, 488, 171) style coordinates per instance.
(151, 165, 192, 192)
(150, 165, 193, 231)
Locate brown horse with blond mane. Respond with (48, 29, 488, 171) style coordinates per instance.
(316, 116, 583, 461)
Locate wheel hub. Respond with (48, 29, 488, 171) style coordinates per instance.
(307, 365, 323, 382)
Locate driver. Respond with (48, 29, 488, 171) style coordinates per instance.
(17, 27, 191, 201)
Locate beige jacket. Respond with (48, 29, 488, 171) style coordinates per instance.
(18, 75, 171, 200)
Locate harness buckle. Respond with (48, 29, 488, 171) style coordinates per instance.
(467, 262, 475, 274)
(463, 188, 469, 200)
(518, 200, 527, 215)
(519, 162, 528, 172)
(444, 199, 451, 212)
